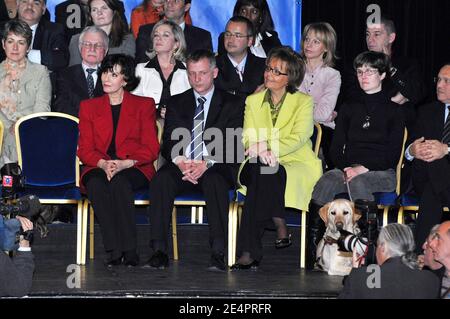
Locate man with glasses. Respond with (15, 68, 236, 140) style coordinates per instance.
(136, 0, 212, 63)
(215, 16, 265, 98)
(405, 63, 450, 252)
(53, 26, 108, 117)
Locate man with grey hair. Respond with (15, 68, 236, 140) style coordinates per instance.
(53, 26, 108, 117)
(339, 223, 440, 299)
(428, 221, 450, 298)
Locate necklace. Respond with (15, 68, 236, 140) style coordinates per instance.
(362, 115, 370, 129)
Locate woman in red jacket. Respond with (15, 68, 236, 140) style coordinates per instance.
(78, 54, 160, 267)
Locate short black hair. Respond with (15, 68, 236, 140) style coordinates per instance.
(266, 46, 306, 94)
(226, 16, 255, 37)
(186, 49, 216, 69)
(353, 51, 391, 76)
(98, 54, 140, 92)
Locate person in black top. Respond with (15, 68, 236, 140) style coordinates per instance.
(217, 0, 281, 58)
(305, 51, 406, 269)
(215, 16, 265, 98)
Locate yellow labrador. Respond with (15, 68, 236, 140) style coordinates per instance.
(316, 199, 362, 276)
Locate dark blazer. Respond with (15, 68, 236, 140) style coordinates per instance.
(136, 23, 213, 63)
(52, 64, 104, 117)
(78, 91, 160, 187)
(217, 30, 281, 57)
(55, 0, 127, 42)
(339, 257, 441, 299)
(162, 88, 244, 165)
(215, 51, 265, 98)
(0, 251, 34, 297)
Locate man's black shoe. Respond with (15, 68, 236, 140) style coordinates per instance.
(207, 252, 226, 272)
(143, 250, 169, 269)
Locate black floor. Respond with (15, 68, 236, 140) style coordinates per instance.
(29, 220, 344, 299)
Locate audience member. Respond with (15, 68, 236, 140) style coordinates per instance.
(0, 216, 34, 297)
(78, 54, 159, 267)
(339, 223, 440, 299)
(419, 224, 445, 274)
(130, 0, 192, 38)
(135, 0, 212, 63)
(218, 0, 281, 58)
(133, 19, 190, 119)
(144, 50, 244, 272)
(405, 63, 450, 250)
(231, 46, 322, 270)
(53, 26, 107, 116)
(55, 0, 126, 42)
(215, 16, 265, 98)
(69, 0, 134, 66)
(0, 0, 50, 24)
(0, 20, 51, 168)
(298, 22, 341, 170)
(428, 221, 450, 299)
(307, 51, 405, 269)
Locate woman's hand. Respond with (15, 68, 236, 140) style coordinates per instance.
(97, 159, 116, 181)
(245, 141, 269, 158)
(258, 150, 278, 167)
(343, 166, 369, 182)
(110, 159, 135, 177)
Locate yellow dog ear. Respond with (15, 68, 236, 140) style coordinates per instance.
(318, 203, 330, 224)
(351, 202, 363, 223)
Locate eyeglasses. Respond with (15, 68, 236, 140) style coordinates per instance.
(81, 42, 105, 51)
(265, 65, 288, 76)
(224, 32, 250, 39)
(435, 77, 450, 85)
(356, 68, 379, 77)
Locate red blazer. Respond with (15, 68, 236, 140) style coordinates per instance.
(78, 91, 160, 188)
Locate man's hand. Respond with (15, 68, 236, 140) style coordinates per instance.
(182, 160, 207, 183)
(343, 166, 369, 182)
(176, 158, 197, 184)
(421, 140, 448, 162)
(391, 92, 409, 105)
(16, 216, 33, 248)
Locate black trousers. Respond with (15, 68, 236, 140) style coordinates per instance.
(82, 167, 148, 253)
(320, 124, 335, 171)
(149, 162, 235, 254)
(413, 157, 450, 251)
(236, 161, 287, 262)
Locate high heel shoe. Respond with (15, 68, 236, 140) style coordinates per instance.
(230, 260, 259, 271)
(275, 234, 292, 249)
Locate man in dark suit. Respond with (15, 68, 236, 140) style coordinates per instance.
(53, 26, 107, 116)
(135, 0, 212, 63)
(0, 217, 34, 297)
(215, 16, 265, 98)
(9, 0, 69, 72)
(339, 223, 440, 299)
(406, 63, 450, 250)
(145, 50, 244, 271)
(54, 0, 127, 43)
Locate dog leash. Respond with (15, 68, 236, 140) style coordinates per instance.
(344, 170, 353, 202)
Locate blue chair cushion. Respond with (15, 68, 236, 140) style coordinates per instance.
(134, 188, 150, 201)
(18, 186, 82, 201)
(373, 192, 398, 206)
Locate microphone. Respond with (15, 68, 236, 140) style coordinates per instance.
(0, 195, 41, 219)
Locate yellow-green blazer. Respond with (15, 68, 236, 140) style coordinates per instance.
(240, 89, 322, 211)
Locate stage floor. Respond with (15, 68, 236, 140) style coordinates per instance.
(29, 221, 344, 299)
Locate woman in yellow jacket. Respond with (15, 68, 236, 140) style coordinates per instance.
(231, 46, 322, 270)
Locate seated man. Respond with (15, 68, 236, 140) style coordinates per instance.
(428, 221, 450, 299)
(145, 50, 244, 271)
(53, 26, 107, 117)
(405, 63, 450, 250)
(0, 216, 34, 297)
(215, 16, 265, 98)
(339, 223, 440, 299)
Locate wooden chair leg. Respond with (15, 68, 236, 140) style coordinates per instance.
(228, 201, 238, 267)
(89, 205, 95, 260)
(382, 206, 390, 226)
(397, 206, 405, 224)
(300, 210, 307, 269)
(172, 207, 178, 261)
(198, 206, 204, 224)
(81, 201, 88, 265)
(76, 201, 83, 265)
(191, 206, 197, 224)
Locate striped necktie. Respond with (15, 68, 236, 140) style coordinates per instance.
(86, 68, 96, 98)
(189, 96, 206, 160)
(442, 105, 450, 144)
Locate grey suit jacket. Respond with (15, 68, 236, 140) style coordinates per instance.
(0, 250, 35, 297)
(0, 60, 51, 166)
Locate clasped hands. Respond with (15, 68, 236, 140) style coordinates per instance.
(411, 137, 448, 162)
(245, 141, 278, 167)
(98, 159, 135, 181)
(176, 158, 207, 184)
(343, 165, 369, 182)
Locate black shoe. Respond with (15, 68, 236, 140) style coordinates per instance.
(275, 234, 292, 249)
(230, 260, 259, 271)
(104, 255, 123, 268)
(207, 252, 226, 272)
(123, 250, 140, 267)
(143, 250, 169, 269)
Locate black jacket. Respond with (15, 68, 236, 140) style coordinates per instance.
(217, 30, 281, 57)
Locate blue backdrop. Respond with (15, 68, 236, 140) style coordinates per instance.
(46, 0, 301, 52)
